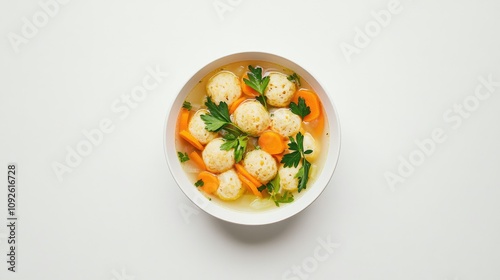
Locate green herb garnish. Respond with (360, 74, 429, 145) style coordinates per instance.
(243, 66, 270, 108)
(294, 159, 311, 193)
(177, 151, 190, 163)
(200, 97, 247, 162)
(281, 132, 312, 192)
(275, 191, 294, 205)
(287, 72, 301, 87)
(290, 97, 311, 120)
(200, 97, 232, 132)
(220, 135, 248, 163)
(195, 179, 204, 187)
(262, 174, 294, 206)
(182, 101, 192, 111)
(255, 95, 267, 108)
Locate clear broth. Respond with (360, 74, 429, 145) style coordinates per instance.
(176, 60, 329, 212)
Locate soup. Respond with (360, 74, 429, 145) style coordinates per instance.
(175, 60, 329, 211)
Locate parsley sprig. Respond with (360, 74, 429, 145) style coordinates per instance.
(281, 132, 312, 192)
(220, 134, 248, 163)
(243, 66, 270, 108)
(290, 97, 311, 120)
(200, 97, 247, 162)
(182, 101, 192, 111)
(177, 151, 189, 163)
(200, 97, 232, 132)
(259, 174, 294, 207)
(287, 72, 301, 87)
(275, 191, 294, 205)
(195, 179, 204, 187)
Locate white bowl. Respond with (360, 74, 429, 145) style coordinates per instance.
(164, 52, 341, 225)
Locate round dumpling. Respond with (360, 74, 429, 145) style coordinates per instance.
(243, 149, 277, 184)
(270, 108, 302, 137)
(279, 163, 301, 192)
(233, 100, 270, 136)
(264, 72, 296, 107)
(206, 71, 242, 107)
(188, 109, 218, 145)
(303, 132, 319, 162)
(202, 138, 234, 173)
(216, 169, 244, 201)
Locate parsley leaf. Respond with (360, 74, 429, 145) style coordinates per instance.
(290, 97, 311, 119)
(296, 131, 304, 150)
(194, 179, 204, 187)
(263, 174, 295, 206)
(287, 72, 301, 87)
(182, 101, 192, 111)
(243, 66, 270, 94)
(200, 97, 232, 132)
(243, 65, 270, 108)
(201, 116, 227, 132)
(282, 133, 305, 168)
(234, 136, 248, 163)
(200, 97, 249, 161)
(295, 159, 311, 193)
(280, 132, 312, 192)
(177, 151, 190, 163)
(220, 135, 248, 163)
(220, 137, 238, 150)
(282, 149, 301, 168)
(275, 191, 294, 205)
(266, 174, 280, 194)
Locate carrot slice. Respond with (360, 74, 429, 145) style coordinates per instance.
(258, 131, 285, 155)
(178, 108, 190, 132)
(237, 172, 262, 197)
(234, 163, 262, 187)
(229, 96, 247, 114)
(237, 173, 252, 192)
(310, 107, 325, 137)
(189, 151, 206, 170)
(292, 90, 321, 122)
(197, 171, 219, 194)
(241, 73, 259, 97)
(273, 153, 284, 164)
(179, 130, 204, 151)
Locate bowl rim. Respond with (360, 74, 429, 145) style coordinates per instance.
(163, 51, 341, 225)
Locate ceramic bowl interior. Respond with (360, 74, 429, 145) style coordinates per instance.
(164, 52, 341, 225)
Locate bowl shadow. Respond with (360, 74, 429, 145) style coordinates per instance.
(208, 211, 305, 245)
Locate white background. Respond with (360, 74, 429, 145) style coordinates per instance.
(1, 0, 500, 279)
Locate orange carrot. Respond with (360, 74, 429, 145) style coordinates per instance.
(189, 151, 206, 170)
(179, 130, 204, 151)
(238, 174, 252, 193)
(197, 171, 219, 194)
(229, 96, 247, 114)
(241, 73, 259, 97)
(310, 107, 325, 137)
(273, 153, 284, 164)
(292, 90, 321, 122)
(178, 108, 190, 132)
(237, 172, 262, 197)
(258, 131, 285, 155)
(234, 163, 262, 188)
